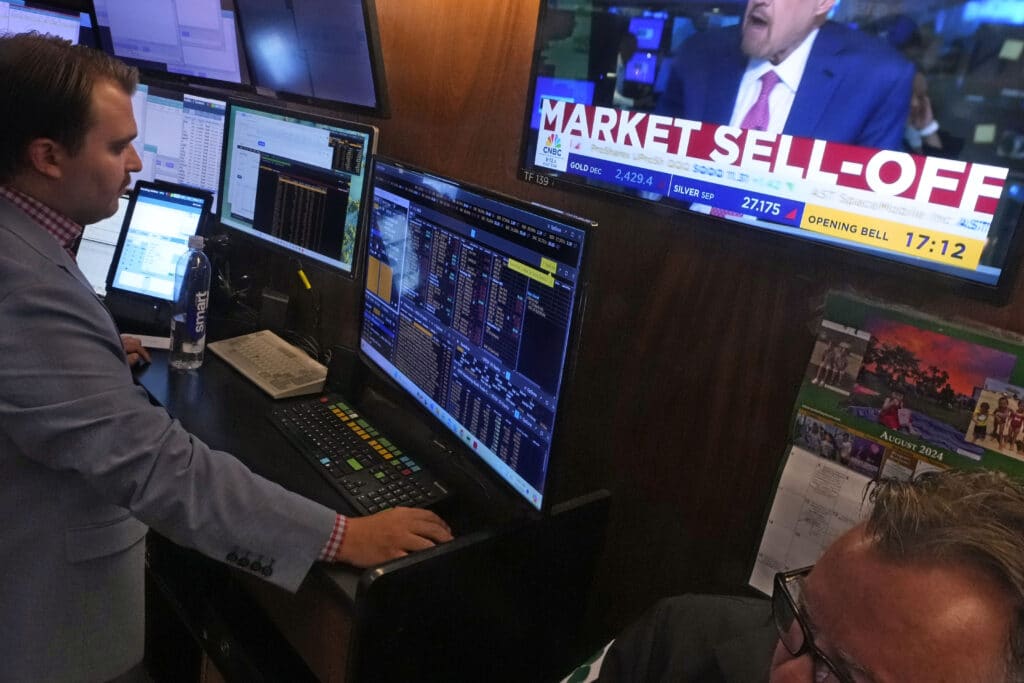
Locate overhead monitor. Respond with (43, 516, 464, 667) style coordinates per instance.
(359, 159, 593, 512)
(521, 1, 1024, 300)
(129, 81, 227, 203)
(218, 99, 377, 275)
(92, 0, 246, 85)
(0, 0, 95, 45)
(234, 0, 389, 115)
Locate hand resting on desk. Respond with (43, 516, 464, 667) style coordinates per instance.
(334, 507, 453, 567)
(120, 334, 152, 367)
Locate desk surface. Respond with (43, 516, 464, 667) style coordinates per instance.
(136, 349, 609, 682)
(136, 349, 352, 511)
(135, 349, 511, 598)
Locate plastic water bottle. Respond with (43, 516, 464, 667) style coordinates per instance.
(169, 235, 211, 370)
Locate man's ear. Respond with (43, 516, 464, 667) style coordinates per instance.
(814, 0, 837, 19)
(23, 138, 66, 180)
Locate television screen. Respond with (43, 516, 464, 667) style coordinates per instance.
(629, 16, 664, 50)
(93, 0, 247, 85)
(521, 0, 1024, 298)
(360, 159, 592, 511)
(0, 0, 94, 45)
(128, 81, 227, 203)
(234, 0, 388, 115)
(218, 100, 377, 274)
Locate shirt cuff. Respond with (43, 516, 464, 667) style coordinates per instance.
(318, 513, 347, 561)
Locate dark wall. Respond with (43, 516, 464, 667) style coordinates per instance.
(240, 0, 1024, 652)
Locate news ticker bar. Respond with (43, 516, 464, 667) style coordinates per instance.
(565, 153, 985, 270)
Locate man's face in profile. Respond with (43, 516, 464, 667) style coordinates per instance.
(741, 0, 835, 65)
(56, 79, 141, 226)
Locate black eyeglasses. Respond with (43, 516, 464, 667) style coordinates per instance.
(772, 567, 855, 683)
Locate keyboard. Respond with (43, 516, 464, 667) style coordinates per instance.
(270, 395, 450, 515)
(208, 330, 327, 399)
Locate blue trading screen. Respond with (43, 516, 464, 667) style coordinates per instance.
(360, 160, 588, 511)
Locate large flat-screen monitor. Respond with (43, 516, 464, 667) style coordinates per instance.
(129, 81, 227, 203)
(359, 159, 592, 512)
(92, 0, 247, 85)
(0, 0, 95, 45)
(235, 0, 389, 115)
(521, 1, 1024, 299)
(218, 99, 377, 275)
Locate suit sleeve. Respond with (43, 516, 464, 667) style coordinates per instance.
(654, 54, 687, 117)
(0, 277, 336, 592)
(859, 57, 915, 151)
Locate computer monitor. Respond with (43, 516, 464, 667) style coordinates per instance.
(629, 16, 665, 50)
(129, 81, 227, 203)
(359, 159, 592, 512)
(104, 181, 212, 331)
(92, 0, 246, 85)
(218, 100, 377, 275)
(623, 50, 658, 85)
(0, 0, 94, 45)
(234, 0, 388, 115)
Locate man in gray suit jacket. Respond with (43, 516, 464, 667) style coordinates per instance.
(0, 34, 451, 683)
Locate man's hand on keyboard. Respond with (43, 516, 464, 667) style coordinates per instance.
(334, 507, 453, 567)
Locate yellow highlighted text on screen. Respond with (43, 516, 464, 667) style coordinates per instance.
(801, 204, 985, 270)
(509, 259, 555, 287)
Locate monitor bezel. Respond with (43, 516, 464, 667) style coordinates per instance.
(215, 96, 379, 280)
(233, 0, 390, 118)
(355, 156, 595, 516)
(516, 0, 1024, 305)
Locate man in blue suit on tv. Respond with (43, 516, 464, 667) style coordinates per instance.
(656, 0, 914, 151)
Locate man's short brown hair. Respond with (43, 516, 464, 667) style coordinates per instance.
(0, 33, 138, 183)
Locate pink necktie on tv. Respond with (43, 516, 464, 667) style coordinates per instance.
(740, 70, 781, 131)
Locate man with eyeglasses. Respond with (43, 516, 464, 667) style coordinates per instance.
(571, 469, 1023, 682)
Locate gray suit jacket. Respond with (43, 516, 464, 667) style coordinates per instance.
(0, 198, 337, 682)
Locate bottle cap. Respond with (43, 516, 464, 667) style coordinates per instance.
(188, 235, 205, 249)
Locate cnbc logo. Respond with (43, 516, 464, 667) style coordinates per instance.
(542, 134, 563, 157)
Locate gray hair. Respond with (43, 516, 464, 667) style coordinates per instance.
(867, 469, 1024, 683)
